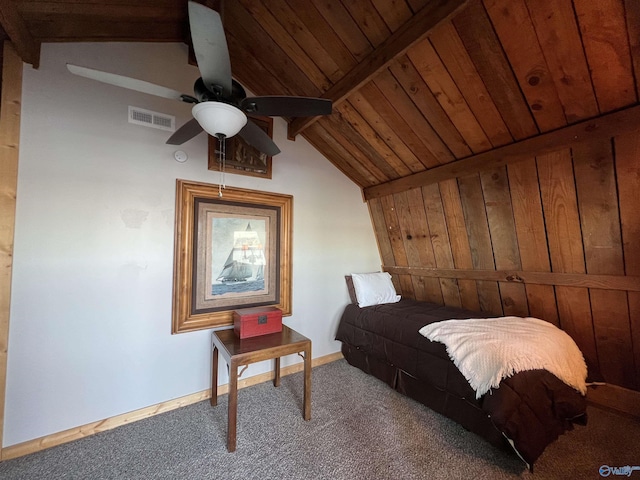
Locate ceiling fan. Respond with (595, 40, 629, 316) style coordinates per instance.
(66, 1, 332, 157)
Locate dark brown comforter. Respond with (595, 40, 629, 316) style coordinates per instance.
(335, 299, 587, 468)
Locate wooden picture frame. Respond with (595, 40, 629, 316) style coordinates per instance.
(207, 116, 274, 179)
(172, 180, 292, 333)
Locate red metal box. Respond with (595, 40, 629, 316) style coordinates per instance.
(233, 306, 283, 339)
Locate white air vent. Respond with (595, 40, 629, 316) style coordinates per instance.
(128, 106, 175, 132)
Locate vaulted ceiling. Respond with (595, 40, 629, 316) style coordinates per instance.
(2, 0, 639, 198)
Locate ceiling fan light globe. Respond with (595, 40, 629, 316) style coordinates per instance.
(192, 102, 247, 138)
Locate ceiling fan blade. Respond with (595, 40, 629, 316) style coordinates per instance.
(238, 120, 281, 156)
(188, 1, 232, 98)
(166, 118, 204, 145)
(67, 64, 186, 101)
(240, 96, 332, 117)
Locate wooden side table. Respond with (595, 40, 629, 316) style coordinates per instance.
(211, 325, 312, 452)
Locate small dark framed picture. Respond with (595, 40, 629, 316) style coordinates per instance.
(208, 115, 273, 179)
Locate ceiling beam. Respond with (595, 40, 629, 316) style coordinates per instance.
(286, 0, 469, 139)
(0, 0, 40, 68)
(383, 266, 640, 292)
(363, 103, 640, 200)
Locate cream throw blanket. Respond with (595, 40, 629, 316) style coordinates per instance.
(418, 317, 587, 399)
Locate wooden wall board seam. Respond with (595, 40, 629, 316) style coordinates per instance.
(428, 20, 514, 148)
(524, 0, 599, 122)
(614, 130, 640, 384)
(573, 137, 635, 388)
(574, 0, 637, 113)
(387, 55, 472, 160)
(483, 0, 567, 133)
(624, 0, 640, 97)
(452, 0, 538, 141)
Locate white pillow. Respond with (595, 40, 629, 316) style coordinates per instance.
(350, 272, 401, 308)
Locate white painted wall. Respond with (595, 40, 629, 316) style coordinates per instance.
(4, 42, 380, 447)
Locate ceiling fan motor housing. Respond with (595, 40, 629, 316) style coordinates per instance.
(193, 77, 248, 106)
(194, 77, 222, 102)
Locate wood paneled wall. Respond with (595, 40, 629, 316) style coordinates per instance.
(368, 133, 640, 392)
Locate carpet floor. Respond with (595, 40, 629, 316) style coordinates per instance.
(1, 359, 638, 479)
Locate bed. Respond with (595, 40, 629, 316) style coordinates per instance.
(335, 274, 588, 469)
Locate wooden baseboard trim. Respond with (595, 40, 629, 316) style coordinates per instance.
(587, 383, 640, 419)
(1, 351, 344, 461)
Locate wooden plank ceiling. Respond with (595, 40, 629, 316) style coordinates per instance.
(2, 0, 637, 194)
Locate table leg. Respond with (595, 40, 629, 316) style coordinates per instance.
(210, 346, 219, 407)
(227, 359, 239, 452)
(303, 344, 311, 421)
(274, 357, 281, 387)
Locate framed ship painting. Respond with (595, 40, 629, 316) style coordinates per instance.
(172, 180, 292, 333)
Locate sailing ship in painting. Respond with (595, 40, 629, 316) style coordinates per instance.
(212, 222, 266, 296)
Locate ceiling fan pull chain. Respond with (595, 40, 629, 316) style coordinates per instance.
(217, 133, 227, 197)
(222, 134, 227, 189)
